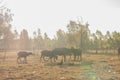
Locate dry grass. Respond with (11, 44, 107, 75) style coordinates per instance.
(0, 51, 120, 80)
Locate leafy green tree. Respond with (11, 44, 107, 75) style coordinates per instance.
(112, 31, 120, 48)
(66, 21, 79, 48)
(90, 33, 99, 53)
(103, 31, 113, 53)
(67, 20, 79, 33)
(66, 20, 90, 51)
(78, 22, 90, 50)
(95, 30, 104, 49)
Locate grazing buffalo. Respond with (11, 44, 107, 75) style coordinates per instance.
(51, 48, 72, 62)
(71, 47, 82, 61)
(118, 47, 120, 60)
(17, 51, 33, 64)
(40, 50, 58, 62)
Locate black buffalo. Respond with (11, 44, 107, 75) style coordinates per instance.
(40, 50, 58, 62)
(17, 51, 33, 64)
(71, 47, 82, 61)
(51, 48, 72, 62)
(118, 47, 120, 60)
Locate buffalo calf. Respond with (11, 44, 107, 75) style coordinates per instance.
(17, 51, 33, 64)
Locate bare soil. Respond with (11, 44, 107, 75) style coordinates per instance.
(0, 52, 120, 80)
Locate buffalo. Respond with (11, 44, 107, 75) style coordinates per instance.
(71, 47, 82, 61)
(118, 47, 120, 60)
(17, 51, 33, 64)
(51, 48, 72, 62)
(40, 50, 58, 62)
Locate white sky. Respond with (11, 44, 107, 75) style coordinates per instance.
(3, 0, 120, 38)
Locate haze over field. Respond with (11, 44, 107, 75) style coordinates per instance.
(1, 1, 120, 80)
(2, 0, 120, 38)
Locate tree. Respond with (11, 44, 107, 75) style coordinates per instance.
(78, 22, 90, 50)
(36, 28, 43, 50)
(90, 33, 99, 53)
(66, 21, 80, 48)
(112, 31, 120, 48)
(56, 29, 66, 48)
(66, 20, 90, 51)
(67, 20, 79, 33)
(43, 32, 51, 49)
(3, 26, 14, 50)
(20, 29, 30, 50)
(0, 5, 14, 61)
(14, 29, 19, 39)
(12, 29, 20, 50)
(103, 31, 113, 53)
(0, 7, 14, 50)
(95, 30, 104, 49)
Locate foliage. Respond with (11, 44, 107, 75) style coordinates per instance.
(66, 21, 90, 51)
(0, 7, 14, 50)
(0, 7, 120, 52)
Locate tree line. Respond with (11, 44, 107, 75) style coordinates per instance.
(0, 8, 120, 53)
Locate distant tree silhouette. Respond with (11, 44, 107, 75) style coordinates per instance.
(20, 29, 30, 50)
(0, 4, 14, 61)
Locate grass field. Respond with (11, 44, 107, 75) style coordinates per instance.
(0, 51, 120, 80)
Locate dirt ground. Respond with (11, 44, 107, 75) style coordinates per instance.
(0, 51, 120, 80)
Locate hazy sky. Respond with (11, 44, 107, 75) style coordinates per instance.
(3, 0, 120, 38)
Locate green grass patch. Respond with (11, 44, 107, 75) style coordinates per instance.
(79, 61, 93, 66)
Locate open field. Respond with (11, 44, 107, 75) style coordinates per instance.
(0, 51, 120, 80)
